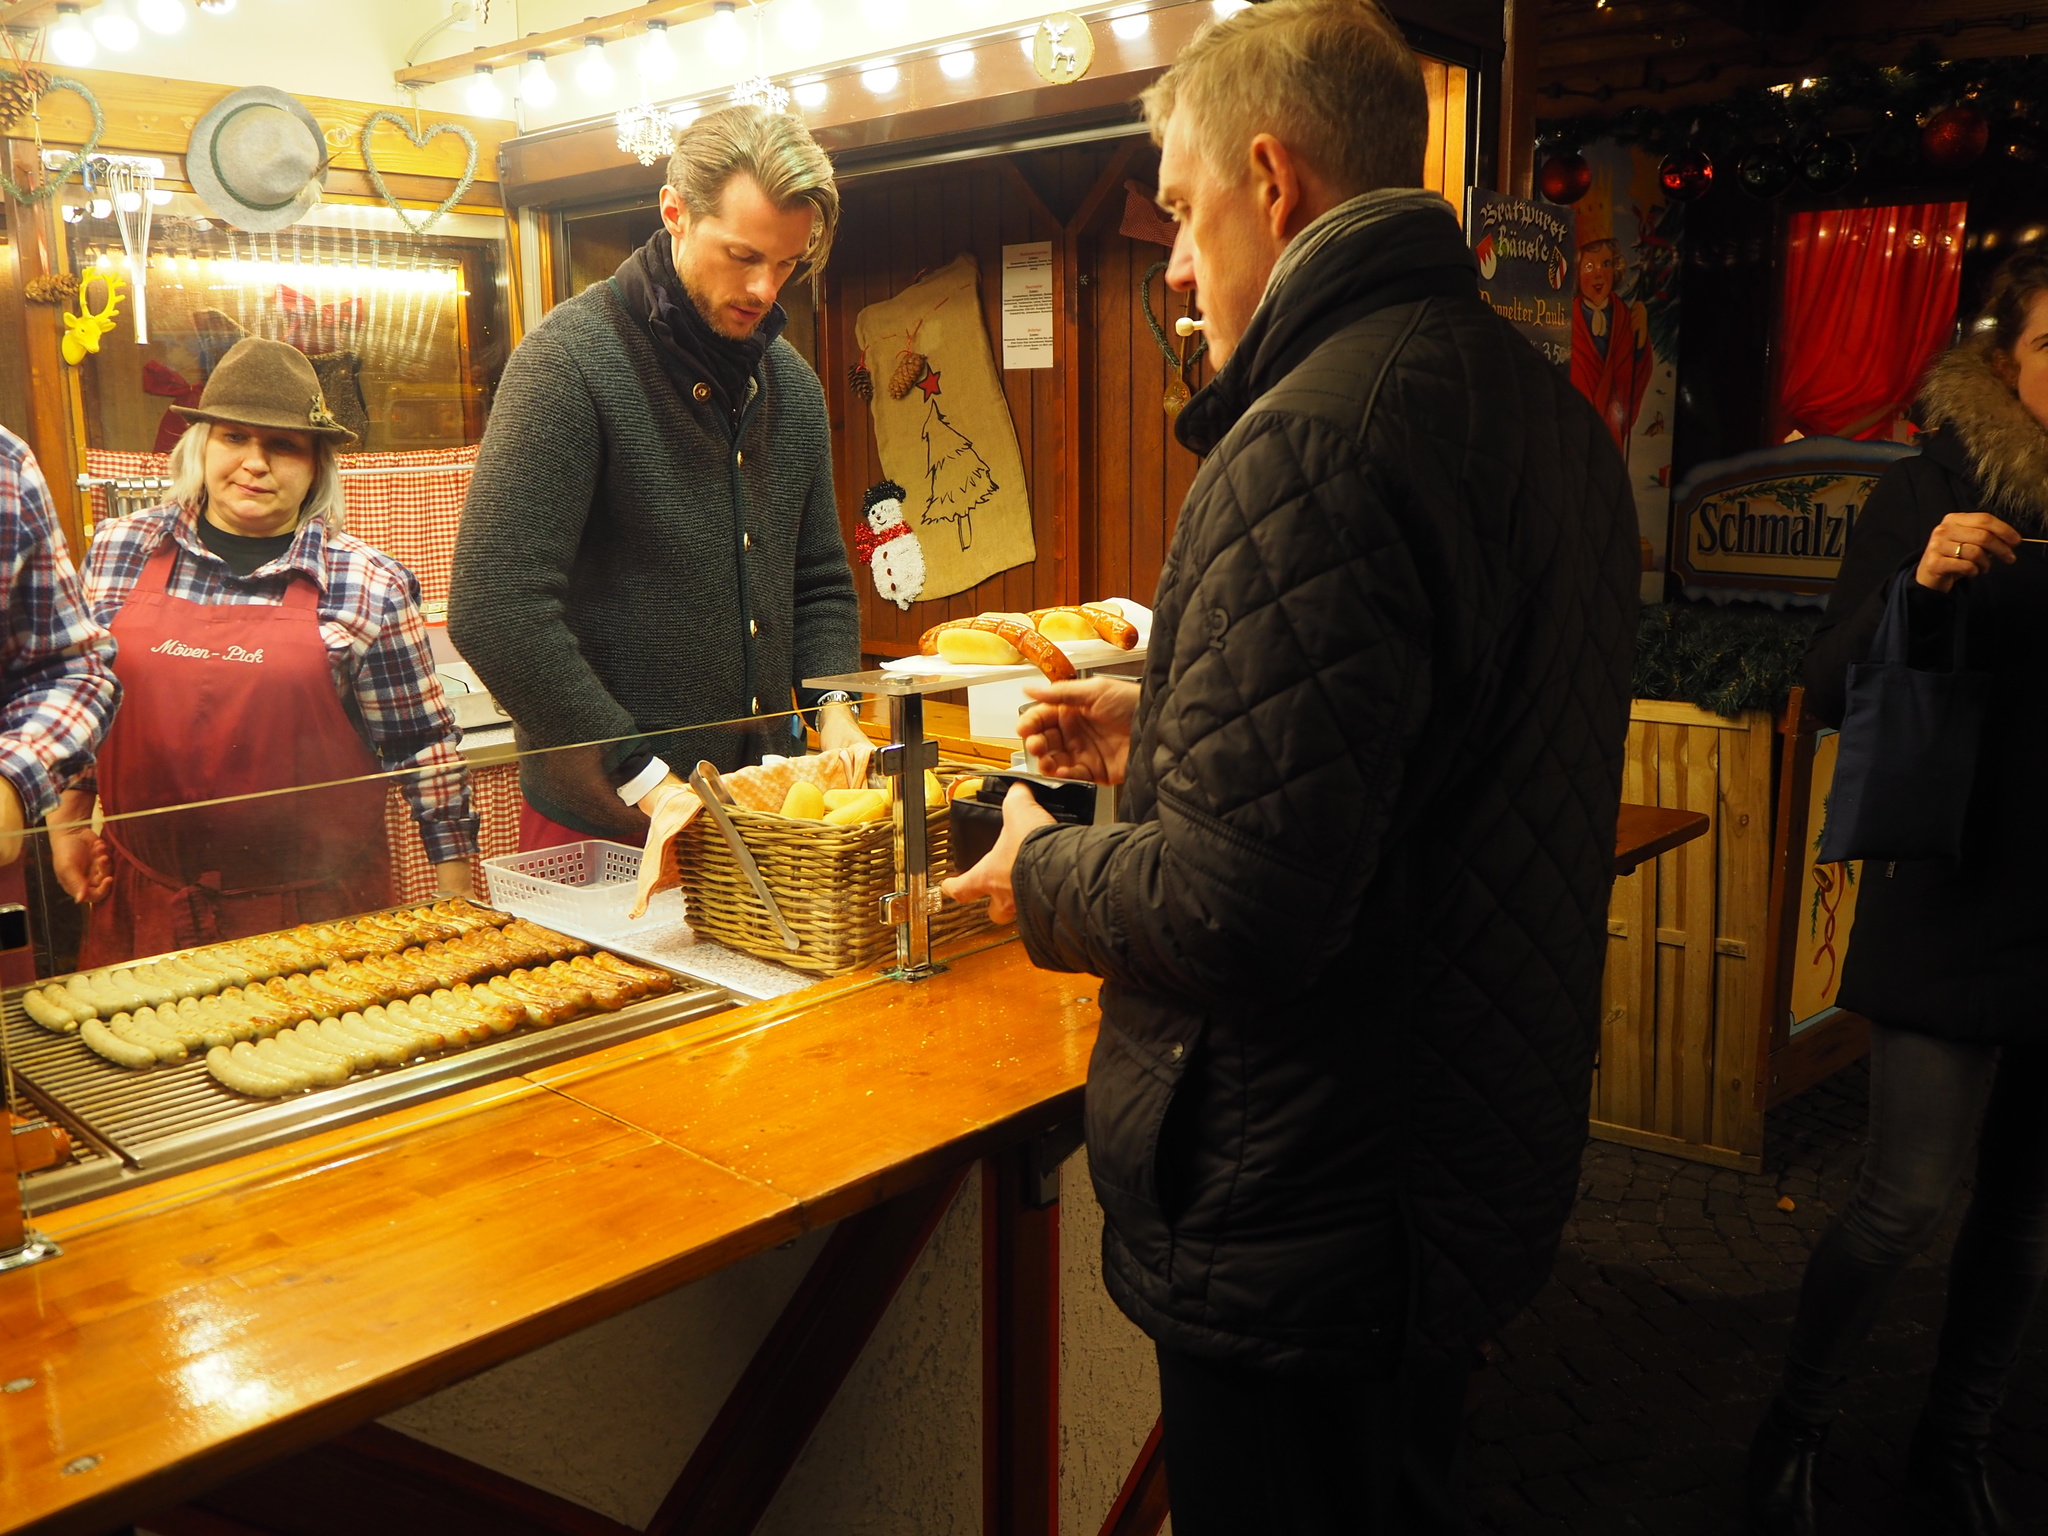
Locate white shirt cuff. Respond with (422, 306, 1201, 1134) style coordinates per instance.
(616, 756, 671, 806)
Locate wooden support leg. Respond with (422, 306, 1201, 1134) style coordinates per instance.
(1096, 1417, 1169, 1536)
(983, 1143, 1062, 1536)
(645, 1164, 971, 1536)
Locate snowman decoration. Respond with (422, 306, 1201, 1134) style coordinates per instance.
(855, 479, 926, 610)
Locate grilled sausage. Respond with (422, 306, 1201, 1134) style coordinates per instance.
(918, 616, 1078, 682)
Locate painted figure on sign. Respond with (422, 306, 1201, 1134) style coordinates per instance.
(1571, 174, 1653, 453)
(856, 479, 926, 610)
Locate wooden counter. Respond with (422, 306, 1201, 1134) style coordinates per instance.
(0, 936, 1098, 1536)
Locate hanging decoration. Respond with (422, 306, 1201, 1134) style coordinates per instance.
(95, 155, 158, 345)
(887, 340, 929, 401)
(847, 360, 874, 402)
(1537, 150, 1593, 205)
(616, 102, 685, 166)
(1992, 118, 2045, 164)
(1656, 147, 1714, 202)
(61, 265, 124, 366)
(357, 111, 477, 236)
(1736, 143, 1795, 199)
(732, 74, 790, 114)
(0, 72, 104, 205)
(1031, 13, 1095, 86)
(1921, 103, 1990, 169)
(23, 272, 79, 305)
(1139, 260, 1207, 419)
(1796, 136, 1858, 194)
(855, 480, 927, 611)
(853, 254, 1037, 601)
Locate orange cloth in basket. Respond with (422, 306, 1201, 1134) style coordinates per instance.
(631, 745, 876, 919)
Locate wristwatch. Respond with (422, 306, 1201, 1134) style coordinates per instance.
(815, 691, 854, 708)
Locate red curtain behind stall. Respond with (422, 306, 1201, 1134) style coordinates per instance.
(1770, 202, 1969, 443)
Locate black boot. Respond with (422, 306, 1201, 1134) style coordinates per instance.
(1907, 1422, 2017, 1536)
(1745, 1403, 1824, 1536)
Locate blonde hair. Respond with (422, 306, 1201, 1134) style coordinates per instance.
(667, 104, 840, 280)
(166, 421, 347, 535)
(1140, 0, 1427, 196)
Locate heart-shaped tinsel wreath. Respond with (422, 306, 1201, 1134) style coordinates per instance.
(0, 74, 105, 205)
(357, 110, 478, 236)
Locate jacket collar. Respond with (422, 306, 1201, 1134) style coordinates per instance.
(1175, 190, 1476, 456)
(614, 230, 784, 418)
(172, 500, 328, 588)
(1917, 337, 2048, 532)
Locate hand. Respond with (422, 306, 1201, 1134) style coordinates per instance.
(47, 789, 110, 903)
(434, 858, 475, 899)
(0, 778, 22, 869)
(637, 772, 687, 817)
(1916, 512, 2020, 593)
(1018, 677, 1139, 784)
(941, 782, 1055, 924)
(817, 701, 869, 754)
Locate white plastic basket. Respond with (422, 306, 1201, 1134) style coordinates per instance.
(482, 840, 683, 942)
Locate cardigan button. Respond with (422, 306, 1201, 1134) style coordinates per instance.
(692, 382, 710, 401)
(743, 532, 752, 550)
(751, 696, 760, 713)
(1167, 1042, 1183, 1062)
(750, 619, 759, 636)
(736, 450, 745, 466)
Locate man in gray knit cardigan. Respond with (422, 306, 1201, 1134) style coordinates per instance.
(451, 107, 863, 847)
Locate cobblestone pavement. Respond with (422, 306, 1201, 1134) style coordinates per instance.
(1468, 1061, 2048, 1534)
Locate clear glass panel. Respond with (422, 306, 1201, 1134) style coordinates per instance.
(67, 196, 511, 454)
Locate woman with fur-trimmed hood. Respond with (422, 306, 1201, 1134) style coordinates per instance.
(1748, 253, 2048, 1536)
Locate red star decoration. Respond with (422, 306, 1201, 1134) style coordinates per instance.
(916, 369, 943, 399)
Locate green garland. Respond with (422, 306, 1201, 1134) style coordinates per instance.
(1632, 601, 1822, 720)
(0, 74, 105, 206)
(1539, 43, 2048, 166)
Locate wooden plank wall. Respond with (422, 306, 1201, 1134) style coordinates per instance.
(1595, 701, 1774, 1170)
(821, 140, 1209, 655)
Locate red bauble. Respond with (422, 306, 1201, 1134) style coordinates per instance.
(1538, 151, 1592, 205)
(1658, 147, 1714, 202)
(1923, 105, 1990, 170)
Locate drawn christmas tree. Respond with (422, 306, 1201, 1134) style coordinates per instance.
(915, 373, 996, 552)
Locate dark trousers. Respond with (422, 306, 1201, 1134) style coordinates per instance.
(1777, 1024, 2048, 1439)
(1156, 1344, 1471, 1535)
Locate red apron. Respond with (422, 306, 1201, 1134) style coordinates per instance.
(82, 542, 392, 966)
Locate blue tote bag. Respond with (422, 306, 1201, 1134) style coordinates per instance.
(1817, 571, 1990, 865)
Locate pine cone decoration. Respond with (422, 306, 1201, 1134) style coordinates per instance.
(0, 68, 51, 133)
(24, 273, 79, 306)
(887, 350, 929, 400)
(848, 363, 873, 403)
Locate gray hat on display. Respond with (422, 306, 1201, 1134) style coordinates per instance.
(186, 87, 330, 233)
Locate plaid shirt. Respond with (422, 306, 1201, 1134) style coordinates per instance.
(82, 502, 479, 864)
(0, 429, 118, 825)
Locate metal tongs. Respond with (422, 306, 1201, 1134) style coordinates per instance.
(689, 761, 802, 953)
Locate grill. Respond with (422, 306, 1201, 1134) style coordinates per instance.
(5, 973, 735, 1211)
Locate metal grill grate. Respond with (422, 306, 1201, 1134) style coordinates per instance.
(4, 972, 734, 1210)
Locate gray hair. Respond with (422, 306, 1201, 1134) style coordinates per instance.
(1140, 0, 1427, 197)
(666, 104, 840, 280)
(165, 421, 346, 534)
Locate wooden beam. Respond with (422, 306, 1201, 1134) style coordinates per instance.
(643, 1166, 971, 1536)
(1498, 0, 1537, 197)
(396, 0, 727, 88)
(982, 1146, 1060, 1536)
(3, 142, 87, 559)
(1096, 1418, 1170, 1536)
(164, 1423, 638, 1536)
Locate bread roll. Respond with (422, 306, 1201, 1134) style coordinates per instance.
(937, 628, 1024, 665)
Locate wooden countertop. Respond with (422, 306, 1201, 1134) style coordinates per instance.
(1614, 803, 1712, 875)
(0, 936, 1098, 1536)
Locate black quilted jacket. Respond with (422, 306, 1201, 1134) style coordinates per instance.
(1012, 202, 1638, 1374)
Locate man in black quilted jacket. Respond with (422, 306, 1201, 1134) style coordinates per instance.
(944, 1, 1637, 1528)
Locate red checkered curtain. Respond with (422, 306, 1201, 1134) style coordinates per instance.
(385, 761, 524, 905)
(334, 446, 476, 606)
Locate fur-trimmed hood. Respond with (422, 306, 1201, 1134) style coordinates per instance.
(1918, 338, 2048, 532)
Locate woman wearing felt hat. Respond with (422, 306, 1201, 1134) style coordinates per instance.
(48, 338, 477, 964)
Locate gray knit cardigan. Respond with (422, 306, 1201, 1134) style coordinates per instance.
(449, 277, 860, 839)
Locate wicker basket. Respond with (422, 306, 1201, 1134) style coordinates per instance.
(675, 793, 991, 975)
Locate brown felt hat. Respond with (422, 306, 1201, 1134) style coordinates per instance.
(173, 337, 359, 446)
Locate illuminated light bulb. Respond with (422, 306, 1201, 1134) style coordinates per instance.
(792, 76, 827, 109)
(520, 52, 557, 109)
(61, 204, 84, 224)
(706, 3, 746, 69)
(115, 189, 142, 212)
(91, 0, 140, 52)
(136, 0, 185, 33)
(465, 65, 503, 116)
(638, 20, 676, 82)
(196, 0, 233, 13)
(90, 197, 113, 219)
(1020, 30, 1036, 59)
(1211, 0, 1249, 13)
(861, 60, 899, 94)
(1109, 5, 1149, 40)
(576, 37, 615, 96)
(937, 47, 974, 79)
(861, 0, 907, 27)
(148, 188, 173, 205)
(776, 0, 820, 47)
(50, 7, 97, 67)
